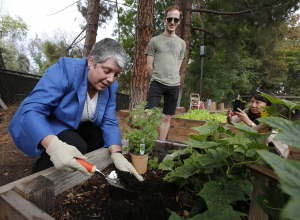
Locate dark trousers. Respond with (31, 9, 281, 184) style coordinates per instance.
(32, 122, 104, 174)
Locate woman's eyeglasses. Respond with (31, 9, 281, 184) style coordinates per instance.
(166, 17, 180, 23)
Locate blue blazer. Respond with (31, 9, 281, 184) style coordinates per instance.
(8, 57, 121, 157)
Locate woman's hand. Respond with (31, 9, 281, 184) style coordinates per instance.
(46, 136, 89, 175)
(235, 108, 254, 127)
(111, 153, 144, 181)
(227, 108, 235, 124)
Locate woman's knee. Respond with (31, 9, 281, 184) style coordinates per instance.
(57, 129, 88, 154)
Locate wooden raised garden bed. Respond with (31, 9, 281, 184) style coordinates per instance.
(0, 147, 113, 219)
(167, 114, 239, 143)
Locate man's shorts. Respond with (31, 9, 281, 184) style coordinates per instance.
(145, 81, 179, 115)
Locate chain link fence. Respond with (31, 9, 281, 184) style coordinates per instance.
(0, 68, 129, 110)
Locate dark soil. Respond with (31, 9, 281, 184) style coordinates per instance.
(53, 155, 196, 220)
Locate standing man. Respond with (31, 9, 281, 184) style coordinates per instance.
(145, 5, 186, 141)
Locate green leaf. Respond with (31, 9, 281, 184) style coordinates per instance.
(230, 122, 261, 137)
(158, 159, 174, 171)
(189, 197, 207, 217)
(174, 162, 196, 178)
(239, 179, 253, 198)
(168, 211, 182, 220)
(257, 150, 300, 220)
(183, 140, 221, 149)
(258, 116, 300, 149)
(215, 207, 241, 220)
(250, 182, 285, 219)
(260, 92, 297, 109)
(192, 121, 220, 135)
(199, 149, 223, 167)
(281, 197, 300, 220)
(198, 180, 245, 209)
(224, 133, 252, 149)
(190, 205, 240, 220)
(189, 133, 206, 142)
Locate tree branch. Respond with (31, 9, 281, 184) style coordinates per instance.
(47, 0, 81, 16)
(191, 27, 224, 39)
(191, 8, 256, 15)
(245, 0, 254, 16)
(54, 27, 86, 57)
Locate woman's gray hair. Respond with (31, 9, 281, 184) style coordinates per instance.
(89, 38, 127, 70)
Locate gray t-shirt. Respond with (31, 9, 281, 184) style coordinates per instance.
(145, 33, 186, 86)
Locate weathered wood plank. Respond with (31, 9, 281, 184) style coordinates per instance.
(153, 140, 188, 155)
(169, 125, 199, 137)
(14, 175, 55, 215)
(231, 156, 278, 182)
(249, 172, 269, 220)
(0, 147, 113, 196)
(166, 134, 189, 142)
(0, 190, 54, 220)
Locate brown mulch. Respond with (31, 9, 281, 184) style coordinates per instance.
(0, 104, 128, 187)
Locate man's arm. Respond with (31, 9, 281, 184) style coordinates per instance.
(147, 55, 154, 78)
(179, 59, 183, 70)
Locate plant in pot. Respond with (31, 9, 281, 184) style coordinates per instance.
(123, 101, 162, 174)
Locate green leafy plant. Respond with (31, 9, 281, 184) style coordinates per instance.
(148, 157, 159, 169)
(166, 94, 300, 219)
(123, 101, 162, 155)
(159, 121, 273, 218)
(177, 109, 227, 122)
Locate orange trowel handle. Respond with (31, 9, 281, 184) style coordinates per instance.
(76, 158, 97, 173)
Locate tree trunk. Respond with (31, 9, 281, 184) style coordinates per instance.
(83, 0, 100, 57)
(129, 0, 155, 109)
(175, 0, 184, 38)
(0, 49, 5, 69)
(177, 0, 192, 106)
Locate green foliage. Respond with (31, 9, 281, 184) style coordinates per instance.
(148, 157, 159, 169)
(123, 101, 162, 154)
(166, 94, 300, 219)
(112, 0, 172, 94)
(77, 0, 115, 29)
(160, 120, 273, 217)
(0, 14, 28, 44)
(0, 40, 30, 72)
(257, 151, 300, 220)
(177, 109, 227, 122)
(250, 182, 285, 219)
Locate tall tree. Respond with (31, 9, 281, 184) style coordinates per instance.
(176, 0, 192, 106)
(130, 0, 155, 108)
(83, 0, 100, 56)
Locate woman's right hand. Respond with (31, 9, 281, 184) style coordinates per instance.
(227, 108, 235, 124)
(45, 136, 89, 175)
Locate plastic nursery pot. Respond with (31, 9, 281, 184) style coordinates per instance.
(217, 103, 224, 111)
(130, 152, 149, 175)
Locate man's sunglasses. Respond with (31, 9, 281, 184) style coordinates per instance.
(166, 17, 180, 23)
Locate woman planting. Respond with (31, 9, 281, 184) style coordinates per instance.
(9, 38, 143, 181)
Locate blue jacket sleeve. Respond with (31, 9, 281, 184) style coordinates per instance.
(19, 59, 73, 150)
(101, 81, 122, 148)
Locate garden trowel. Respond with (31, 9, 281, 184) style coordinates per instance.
(76, 158, 131, 192)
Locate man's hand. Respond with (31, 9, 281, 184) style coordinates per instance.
(46, 136, 89, 176)
(111, 153, 144, 181)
